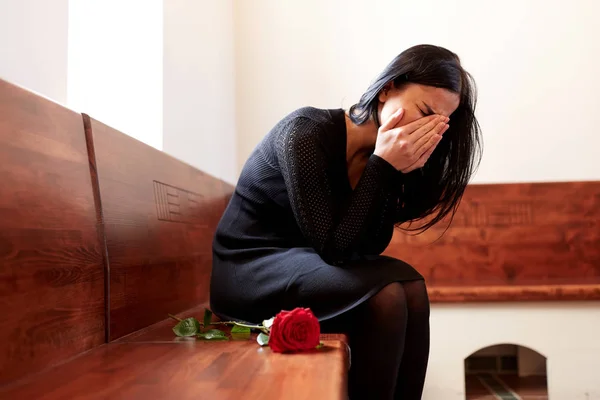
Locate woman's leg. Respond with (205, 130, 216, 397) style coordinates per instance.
(322, 282, 409, 399)
(394, 279, 431, 399)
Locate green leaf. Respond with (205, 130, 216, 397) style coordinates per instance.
(203, 309, 213, 327)
(172, 317, 201, 337)
(231, 332, 251, 341)
(316, 342, 325, 350)
(262, 317, 275, 330)
(257, 333, 270, 346)
(197, 329, 229, 341)
(231, 325, 251, 334)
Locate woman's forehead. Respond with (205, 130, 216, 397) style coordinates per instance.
(410, 84, 460, 116)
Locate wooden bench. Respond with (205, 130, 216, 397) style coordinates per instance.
(4, 76, 596, 398)
(384, 180, 600, 301)
(0, 79, 349, 399)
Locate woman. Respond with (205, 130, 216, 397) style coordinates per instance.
(210, 44, 481, 399)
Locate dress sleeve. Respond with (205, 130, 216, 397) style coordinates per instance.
(275, 116, 400, 264)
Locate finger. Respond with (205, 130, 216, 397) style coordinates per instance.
(406, 118, 444, 145)
(405, 137, 440, 172)
(379, 108, 404, 132)
(413, 122, 448, 152)
(440, 123, 450, 135)
(418, 133, 442, 160)
(400, 114, 447, 137)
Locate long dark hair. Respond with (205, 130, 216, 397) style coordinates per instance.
(350, 44, 482, 233)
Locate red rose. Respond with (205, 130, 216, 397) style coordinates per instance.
(268, 308, 321, 353)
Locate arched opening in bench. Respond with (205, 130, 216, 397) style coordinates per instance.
(464, 343, 547, 400)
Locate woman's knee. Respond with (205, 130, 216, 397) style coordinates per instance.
(368, 282, 408, 320)
(402, 279, 430, 317)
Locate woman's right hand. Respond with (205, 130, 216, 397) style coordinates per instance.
(373, 108, 449, 173)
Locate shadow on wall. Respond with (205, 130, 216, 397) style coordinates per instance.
(464, 343, 547, 400)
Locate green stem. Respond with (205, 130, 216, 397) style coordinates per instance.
(168, 315, 265, 331)
(208, 320, 265, 330)
(168, 314, 182, 322)
(232, 322, 264, 330)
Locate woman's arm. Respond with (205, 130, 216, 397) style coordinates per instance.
(276, 117, 399, 264)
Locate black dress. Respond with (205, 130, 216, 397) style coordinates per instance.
(210, 107, 423, 324)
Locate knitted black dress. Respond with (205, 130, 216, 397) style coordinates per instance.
(210, 107, 423, 324)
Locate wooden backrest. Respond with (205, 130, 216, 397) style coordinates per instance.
(385, 181, 600, 301)
(0, 79, 234, 385)
(83, 116, 233, 341)
(0, 79, 105, 384)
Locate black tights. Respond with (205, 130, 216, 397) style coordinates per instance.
(321, 280, 430, 400)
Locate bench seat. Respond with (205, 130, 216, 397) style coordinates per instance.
(1, 305, 349, 400)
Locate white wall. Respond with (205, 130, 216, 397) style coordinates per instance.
(233, 1, 600, 399)
(469, 343, 518, 357)
(0, 0, 68, 103)
(163, 0, 237, 184)
(67, 0, 163, 150)
(428, 303, 600, 400)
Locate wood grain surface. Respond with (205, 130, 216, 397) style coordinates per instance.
(385, 181, 600, 301)
(0, 79, 105, 384)
(83, 116, 234, 341)
(0, 340, 349, 400)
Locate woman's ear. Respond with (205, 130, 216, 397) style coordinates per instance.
(378, 82, 394, 103)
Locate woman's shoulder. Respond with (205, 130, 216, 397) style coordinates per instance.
(273, 106, 345, 140)
(245, 107, 346, 175)
(258, 106, 346, 162)
(287, 106, 344, 125)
